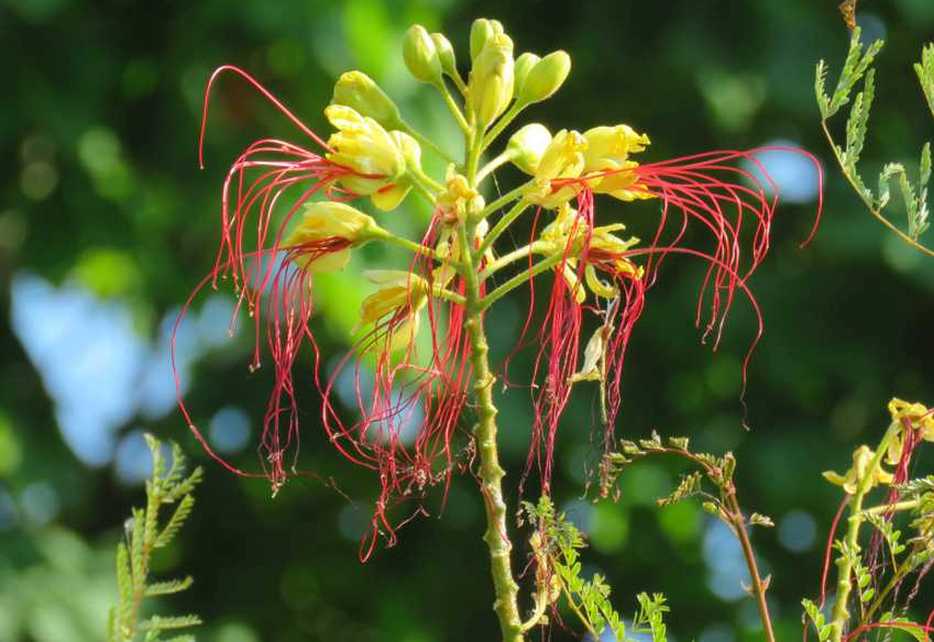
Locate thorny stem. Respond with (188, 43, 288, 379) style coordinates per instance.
(460, 120, 525, 642)
(819, 120, 934, 257)
(829, 424, 898, 642)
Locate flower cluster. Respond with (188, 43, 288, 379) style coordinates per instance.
(177, 18, 822, 557)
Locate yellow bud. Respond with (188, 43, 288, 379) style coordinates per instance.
(468, 33, 515, 128)
(520, 50, 571, 104)
(431, 32, 458, 79)
(469, 18, 504, 62)
(513, 52, 541, 97)
(507, 123, 552, 175)
(283, 201, 383, 273)
(403, 24, 443, 85)
(331, 71, 402, 130)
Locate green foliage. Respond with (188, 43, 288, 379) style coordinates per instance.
(915, 43, 934, 118)
(522, 497, 671, 642)
(817, 27, 933, 251)
(632, 593, 670, 642)
(108, 435, 203, 642)
(802, 598, 833, 642)
(816, 28, 883, 120)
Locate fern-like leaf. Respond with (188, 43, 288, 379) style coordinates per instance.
(145, 577, 194, 597)
(140, 614, 203, 631)
(828, 28, 884, 117)
(657, 471, 703, 507)
(816, 59, 830, 117)
(155, 494, 195, 549)
(915, 43, 934, 118)
(844, 68, 875, 173)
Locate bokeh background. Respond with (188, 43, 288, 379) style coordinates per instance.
(1, 1, 933, 641)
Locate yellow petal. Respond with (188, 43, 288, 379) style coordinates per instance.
(371, 183, 410, 211)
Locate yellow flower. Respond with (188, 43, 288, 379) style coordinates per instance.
(324, 105, 413, 211)
(823, 445, 893, 495)
(359, 270, 429, 352)
(524, 129, 587, 208)
(283, 201, 384, 273)
(885, 398, 934, 464)
(582, 124, 653, 201)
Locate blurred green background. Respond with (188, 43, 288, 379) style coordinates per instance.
(1, 0, 933, 641)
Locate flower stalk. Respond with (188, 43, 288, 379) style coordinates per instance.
(460, 119, 525, 642)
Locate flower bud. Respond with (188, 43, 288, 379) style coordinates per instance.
(507, 123, 552, 175)
(403, 24, 443, 85)
(283, 201, 383, 273)
(520, 50, 571, 104)
(431, 32, 458, 79)
(513, 52, 540, 98)
(331, 71, 402, 130)
(469, 18, 504, 62)
(468, 33, 515, 128)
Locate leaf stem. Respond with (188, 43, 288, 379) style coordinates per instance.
(724, 491, 777, 642)
(820, 119, 934, 256)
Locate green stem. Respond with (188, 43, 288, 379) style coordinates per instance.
(448, 70, 468, 96)
(478, 183, 530, 221)
(400, 119, 457, 165)
(480, 242, 538, 280)
(482, 100, 528, 151)
(378, 230, 447, 262)
(479, 199, 531, 254)
(477, 150, 515, 184)
(829, 427, 898, 642)
(855, 498, 920, 518)
(481, 253, 563, 310)
(439, 82, 471, 135)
